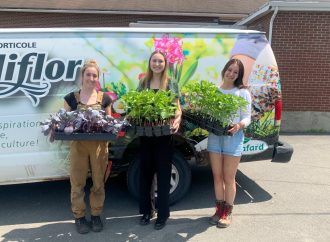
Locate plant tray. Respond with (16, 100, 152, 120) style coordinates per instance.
(128, 124, 172, 137)
(54, 131, 119, 141)
(182, 111, 230, 136)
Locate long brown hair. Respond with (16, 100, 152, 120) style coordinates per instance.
(140, 50, 169, 90)
(221, 58, 246, 89)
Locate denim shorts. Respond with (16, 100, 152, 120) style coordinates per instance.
(207, 130, 244, 157)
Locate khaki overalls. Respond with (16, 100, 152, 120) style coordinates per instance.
(70, 91, 109, 219)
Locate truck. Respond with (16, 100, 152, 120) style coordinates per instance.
(0, 27, 293, 204)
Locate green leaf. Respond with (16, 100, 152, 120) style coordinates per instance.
(182, 80, 248, 126)
(176, 63, 183, 82)
(121, 89, 177, 125)
(179, 60, 199, 88)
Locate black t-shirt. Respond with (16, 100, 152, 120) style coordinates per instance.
(64, 91, 112, 111)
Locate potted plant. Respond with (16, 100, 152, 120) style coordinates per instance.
(181, 80, 248, 135)
(122, 89, 177, 136)
(41, 108, 128, 142)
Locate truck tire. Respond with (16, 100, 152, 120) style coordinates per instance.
(127, 151, 191, 205)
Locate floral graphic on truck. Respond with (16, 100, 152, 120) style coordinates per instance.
(245, 64, 282, 141)
(0, 30, 286, 185)
(81, 33, 281, 143)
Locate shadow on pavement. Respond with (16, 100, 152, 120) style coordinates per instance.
(0, 166, 272, 241)
(172, 167, 272, 212)
(1, 216, 212, 242)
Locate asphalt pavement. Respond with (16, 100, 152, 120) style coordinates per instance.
(0, 134, 329, 242)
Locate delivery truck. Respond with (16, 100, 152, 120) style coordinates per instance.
(0, 27, 293, 204)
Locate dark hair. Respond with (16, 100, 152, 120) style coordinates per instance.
(140, 50, 169, 90)
(221, 58, 246, 88)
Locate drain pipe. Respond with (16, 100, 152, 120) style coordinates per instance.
(269, 6, 279, 45)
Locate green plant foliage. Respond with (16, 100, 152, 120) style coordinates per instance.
(246, 112, 279, 138)
(182, 80, 248, 126)
(214, 34, 236, 56)
(185, 128, 209, 138)
(178, 60, 199, 88)
(106, 82, 127, 99)
(122, 90, 177, 126)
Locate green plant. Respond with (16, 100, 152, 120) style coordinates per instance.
(245, 111, 279, 138)
(122, 90, 177, 126)
(40, 108, 128, 142)
(185, 128, 209, 138)
(246, 119, 279, 138)
(182, 80, 247, 126)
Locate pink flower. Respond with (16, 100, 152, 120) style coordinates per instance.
(95, 81, 101, 91)
(154, 34, 185, 64)
(138, 73, 146, 81)
(105, 91, 118, 102)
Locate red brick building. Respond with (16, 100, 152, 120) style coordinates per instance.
(237, 1, 330, 132)
(0, 0, 266, 27)
(0, 0, 329, 132)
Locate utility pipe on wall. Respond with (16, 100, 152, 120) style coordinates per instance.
(269, 6, 278, 45)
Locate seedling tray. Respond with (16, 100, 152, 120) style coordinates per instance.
(54, 131, 119, 141)
(182, 111, 230, 136)
(128, 124, 172, 137)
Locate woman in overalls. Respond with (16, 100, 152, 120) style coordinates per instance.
(64, 60, 112, 234)
(137, 50, 181, 230)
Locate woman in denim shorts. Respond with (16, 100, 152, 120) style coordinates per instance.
(208, 59, 251, 228)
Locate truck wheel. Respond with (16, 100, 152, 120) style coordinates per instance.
(127, 151, 191, 205)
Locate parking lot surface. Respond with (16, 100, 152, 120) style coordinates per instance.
(0, 135, 329, 242)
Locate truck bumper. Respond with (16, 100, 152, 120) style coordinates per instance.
(271, 141, 293, 163)
(240, 140, 293, 163)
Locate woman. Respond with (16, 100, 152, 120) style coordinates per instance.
(137, 50, 181, 230)
(64, 60, 112, 234)
(208, 59, 251, 228)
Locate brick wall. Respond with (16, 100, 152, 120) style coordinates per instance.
(0, 11, 216, 28)
(247, 13, 271, 34)
(249, 11, 330, 112)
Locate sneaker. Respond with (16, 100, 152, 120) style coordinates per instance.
(91, 215, 103, 232)
(75, 217, 90, 234)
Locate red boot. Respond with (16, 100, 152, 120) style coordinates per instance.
(209, 200, 225, 225)
(217, 202, 233, 228)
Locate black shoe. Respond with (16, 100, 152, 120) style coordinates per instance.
(91, 215, 103, 232)
(75, 217, 90, 234)
(139, 212, 155, 225)
(154, 217, 167, 230)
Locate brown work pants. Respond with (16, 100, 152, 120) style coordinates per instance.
(69, 140, 108, 218)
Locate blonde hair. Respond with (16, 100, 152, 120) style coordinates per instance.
(140, 50, 169, 90)
(80, 59, 100, 87)
(81, 59, 100, 77)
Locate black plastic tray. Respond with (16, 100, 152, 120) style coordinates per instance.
(54, 132, 118, 141)
(182, 111, 230, 136)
